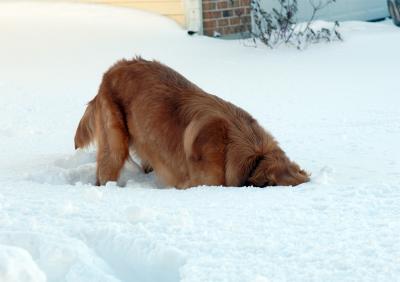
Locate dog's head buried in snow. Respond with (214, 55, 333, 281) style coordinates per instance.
(74, 57, 310, 188)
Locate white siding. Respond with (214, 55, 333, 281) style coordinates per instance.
(259, 0, 388, 22)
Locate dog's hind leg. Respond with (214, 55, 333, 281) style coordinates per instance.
(95, 89, 129, 186)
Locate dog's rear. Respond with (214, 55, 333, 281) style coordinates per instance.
(74, 76, 130, 185)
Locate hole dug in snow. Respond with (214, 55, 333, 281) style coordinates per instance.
(82, 228, 187, 282)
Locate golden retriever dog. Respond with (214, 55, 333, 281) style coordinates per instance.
(74, 57, 309, 188)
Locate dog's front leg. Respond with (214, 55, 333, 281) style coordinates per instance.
(183, 115, 228, 188)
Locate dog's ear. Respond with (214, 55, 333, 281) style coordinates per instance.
(247, 170, 268, 187)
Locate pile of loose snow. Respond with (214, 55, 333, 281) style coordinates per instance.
(0, 2, 399, 282)
(0, 245, 46, 282)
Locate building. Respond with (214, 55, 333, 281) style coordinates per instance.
(78, 0, 389, 37)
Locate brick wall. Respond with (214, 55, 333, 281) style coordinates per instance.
(202, 0, 252, 36)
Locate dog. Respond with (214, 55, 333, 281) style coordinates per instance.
(74, 57, 309, 188)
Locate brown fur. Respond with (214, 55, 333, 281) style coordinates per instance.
(74, 57, 310, 188)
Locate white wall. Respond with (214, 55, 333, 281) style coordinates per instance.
(259, 0, 389, 22)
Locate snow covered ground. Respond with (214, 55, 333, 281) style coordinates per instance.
(0, 2, 399, 282)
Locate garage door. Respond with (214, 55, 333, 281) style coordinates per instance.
(259, 0, 388, 22)
(80, 0, 185, 25)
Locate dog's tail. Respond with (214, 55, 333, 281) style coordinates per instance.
(74, 98, 96, 149)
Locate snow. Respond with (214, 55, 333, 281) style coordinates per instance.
(0, 245, 46, 282)
(0, 2, 400, 282)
